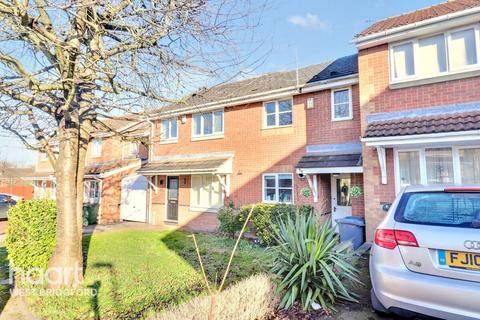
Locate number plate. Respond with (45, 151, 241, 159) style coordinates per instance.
(438, 250, 480, 271)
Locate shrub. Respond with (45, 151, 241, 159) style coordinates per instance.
(155, 273, 277, 320)
(271, 212, 360, 313)
(5, 199, 57, 270)
(239, 204, 313, 246)
(217, 202, 242, 238)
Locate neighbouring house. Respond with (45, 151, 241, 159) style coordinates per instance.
(31, 118, 149, 223)
(0, 163, 35, 199)
(354, 0, 480, 240)
(138, 54, 363, 231)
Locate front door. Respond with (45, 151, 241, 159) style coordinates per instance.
(167, 176, 179, 221)
(331, 174, 352, 229)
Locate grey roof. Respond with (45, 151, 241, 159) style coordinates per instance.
(297, 153, 363, 169)
(155, 54, 358, 115)
(307, 54, 358, 83)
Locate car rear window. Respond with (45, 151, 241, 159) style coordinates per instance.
(395, 192, 480, 228)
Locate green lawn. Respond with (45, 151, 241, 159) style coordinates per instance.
(29, 230, 271, 320)
(0, 246, 10, 312)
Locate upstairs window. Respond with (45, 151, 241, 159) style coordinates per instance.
(449, 28, 478, 70)
(264, 99, 293, 128)
(392, 42, 415, 79)
(193, 111, 223, 137)
(331, 88, 352, 121)
(91, 139, 102, 157)
(161, 118, 178, 141)
(390, 25, 480, 82)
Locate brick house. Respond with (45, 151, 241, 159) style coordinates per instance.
(31, 118, 149, 223)
(354, 0, 480, 240)
(138, 54, 364, 231)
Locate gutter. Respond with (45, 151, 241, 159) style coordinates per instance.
(149, 85, 302, 120)
(353, 7, 480, 49)
(149, 74, 359, 120)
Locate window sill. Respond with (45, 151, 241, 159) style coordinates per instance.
(262, 200, 293, 205)
(390, 68, 480, 89)
(331, 117, 353, 122)
(191, 134, 224, 142)
(160, 139, 178, 145)
(262, 124, 293, 130)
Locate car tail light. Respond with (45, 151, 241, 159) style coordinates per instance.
(374, 229, 419, 250)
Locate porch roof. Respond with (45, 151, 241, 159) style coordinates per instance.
(364, 111, 480, 139)
(138, 156, 233, 176)
(296, 153, 363, 174)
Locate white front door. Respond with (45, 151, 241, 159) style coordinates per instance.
(121, 175, 148, 222)
(331, 174, 352, 229)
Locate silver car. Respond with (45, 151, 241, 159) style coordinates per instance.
(370, 185, 480, 320)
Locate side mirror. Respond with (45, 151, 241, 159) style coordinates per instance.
(382, 203, 392, 212)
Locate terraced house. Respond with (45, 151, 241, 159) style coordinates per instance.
(355, 0, 480, 240)
(28, 0, 480, 240)
(139, 54, 364, 231)
(31, 118, 149, 224)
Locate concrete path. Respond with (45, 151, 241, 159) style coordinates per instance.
(0, 290, 39, 320)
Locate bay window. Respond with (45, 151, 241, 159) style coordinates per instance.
(191, 175, 223, 211)
(263, 173, 293, 203)
(395, 146, 480, 190)
(397, 150, 421, 187)
(390, 25, 480, 82)
(193, 110, 223, 138)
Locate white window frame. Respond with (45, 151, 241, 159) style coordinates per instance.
(189, 174, 224, 212)
(389, 24, 480, 84)
(262, 173, 294, 204)
(122, 141, 139, 159)
(91, 138, 103, 158)
(330, 87, 353, 121)
(394, 145, 480, 193)
(191, 110, 224, 140)
(161, 118, 178, 142)
(263, 98, 293, 128)
(84, 180, 101, 204)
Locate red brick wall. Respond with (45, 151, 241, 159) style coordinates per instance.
(358, 43, 480, 240)
(304, 84, 361, 145)
(151, 98, 308, 208)
(150, 88, 364, 228)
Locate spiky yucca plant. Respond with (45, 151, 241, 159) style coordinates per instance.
(271, 212, 360, 312)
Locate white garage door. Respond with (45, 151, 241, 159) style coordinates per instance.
(121, 175, 148, 222)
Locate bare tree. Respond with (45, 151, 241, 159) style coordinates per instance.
(0, 0, 265, 288)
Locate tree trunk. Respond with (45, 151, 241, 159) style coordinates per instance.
(48, 124, 84, 288)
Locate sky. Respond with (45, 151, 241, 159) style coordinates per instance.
(0, 0, 441, 166)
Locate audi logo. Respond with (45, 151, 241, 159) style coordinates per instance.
(464, 240, 480, 250)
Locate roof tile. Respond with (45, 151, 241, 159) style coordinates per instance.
(364, 111, 480, 138)
(357, 0, 480, 37)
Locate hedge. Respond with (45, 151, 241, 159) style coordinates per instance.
(5, 199, 57, 270)
(239, 203, 313, 246)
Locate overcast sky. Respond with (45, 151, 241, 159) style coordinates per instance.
(0, 0, 440, 165)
